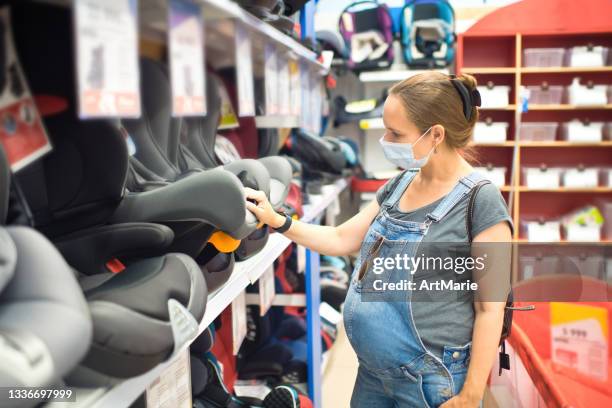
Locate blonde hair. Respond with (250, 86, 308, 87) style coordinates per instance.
(389, 72, 479, 149)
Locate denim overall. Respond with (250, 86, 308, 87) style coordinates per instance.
(343, 169, 486, 408)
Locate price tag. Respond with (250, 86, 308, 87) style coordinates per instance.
(297, 245, 306, 274)
(277, 52, 291, 115)
(258, 266, 276, 316)
(551, 302, 608, 381)
(146, 349, 192, 408)
(299, 61, 310, 130)
(264, 43, 279, 115)
(232, 291, 247, 355)
(168, 0, 206, 116)
(0, 7, 51, 172)
(310, 71, 322, 134)
(235, 23, 255, 117)
(74, 0, 140, 118)
(289, 59, 301, 116)
(218, 82, 239, 129)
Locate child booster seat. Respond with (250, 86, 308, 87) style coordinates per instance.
(400, 0, 456, 68)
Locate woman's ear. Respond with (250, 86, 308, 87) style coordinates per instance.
(432, 124, 445, 145)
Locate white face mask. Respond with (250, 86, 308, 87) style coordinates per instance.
(379, 127, 434, 170)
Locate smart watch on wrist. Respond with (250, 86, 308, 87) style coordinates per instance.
(272, 212, 292, 233)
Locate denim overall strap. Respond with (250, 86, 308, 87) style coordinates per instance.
(425, 171, 487, 223)
(382, 170, 418, 209)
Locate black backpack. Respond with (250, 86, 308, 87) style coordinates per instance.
(466, 180, 534, 374)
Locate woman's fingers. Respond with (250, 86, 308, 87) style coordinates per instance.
(244, 187, 267, 203)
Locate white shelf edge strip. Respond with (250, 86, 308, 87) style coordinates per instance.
(245, 293, 307, 307)
(89, 178, 348, 408)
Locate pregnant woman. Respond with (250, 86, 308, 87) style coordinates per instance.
(245, 72, 513, 408)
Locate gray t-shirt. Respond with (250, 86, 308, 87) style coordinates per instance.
(375, 172, 513, 358)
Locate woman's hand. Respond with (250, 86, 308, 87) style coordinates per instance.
(244, 187, 285, 228)
(439, 390, 481, 408)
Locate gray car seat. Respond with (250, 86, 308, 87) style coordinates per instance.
(121, 58, 278, 262)
(180, 70, 293, 211)
(12, 3, 253, 292)
(0, 145, 92, 408)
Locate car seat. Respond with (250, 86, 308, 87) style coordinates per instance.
(12, 3, 255, 292)
(182, 70, 293, 212)
(123, 58, 280, 262)
(338, 0, 394, 72)
(0, 146, 92, 407)
(400, 0, 456, 68)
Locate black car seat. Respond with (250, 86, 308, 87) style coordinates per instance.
(180, 70, 293, 212)
(12, 2, 254, 291)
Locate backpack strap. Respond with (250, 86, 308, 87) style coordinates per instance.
(466, 179, 491, 243)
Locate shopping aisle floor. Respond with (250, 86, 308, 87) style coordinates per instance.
(322, 322, 358, 408)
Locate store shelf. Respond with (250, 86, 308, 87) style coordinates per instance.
(471, 141, 516, 147)
(359, 68, 449, 83)
(518, 141, 612, 147)
(517, 187, 612, 193)
(461, 67, 516, 74)
(521, 66, 612, 74)
(526, 104, 612, 110)
(85, 178, 348, 408)
(516, 239, 612, 245)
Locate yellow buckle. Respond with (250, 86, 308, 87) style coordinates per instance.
(209, 231, 241, 253)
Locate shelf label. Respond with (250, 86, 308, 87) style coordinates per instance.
(299, 61, 310, 130)
(218, 81, 239, 130)
(551, 302, 608, 381)
(258, 266, 276, 316)
(168, 0, 206, 116)
(74, 0, 141, 118)
(289, 59, 301, 116)
(235, 22, 255, 117)
(264, 42, 279, 115)
(168, 299, 199, 354)
(146, 349, 192, 408)
(277, 51, 291, 115)
(310, 71, 322, 134)
(232, 290, 247, 355)
(0, 7, 52, 173)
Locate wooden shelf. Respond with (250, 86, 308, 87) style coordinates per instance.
(515, 239, 612, 244)
(517, 187, 612, 193)
(480, 105, 517, 111)
(462, 67, 516, 74)
(521, 66, 612, 74)
(526, 104, 612, 110)
(518, 141, 612, 147)
(471, 141, 516, 147)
